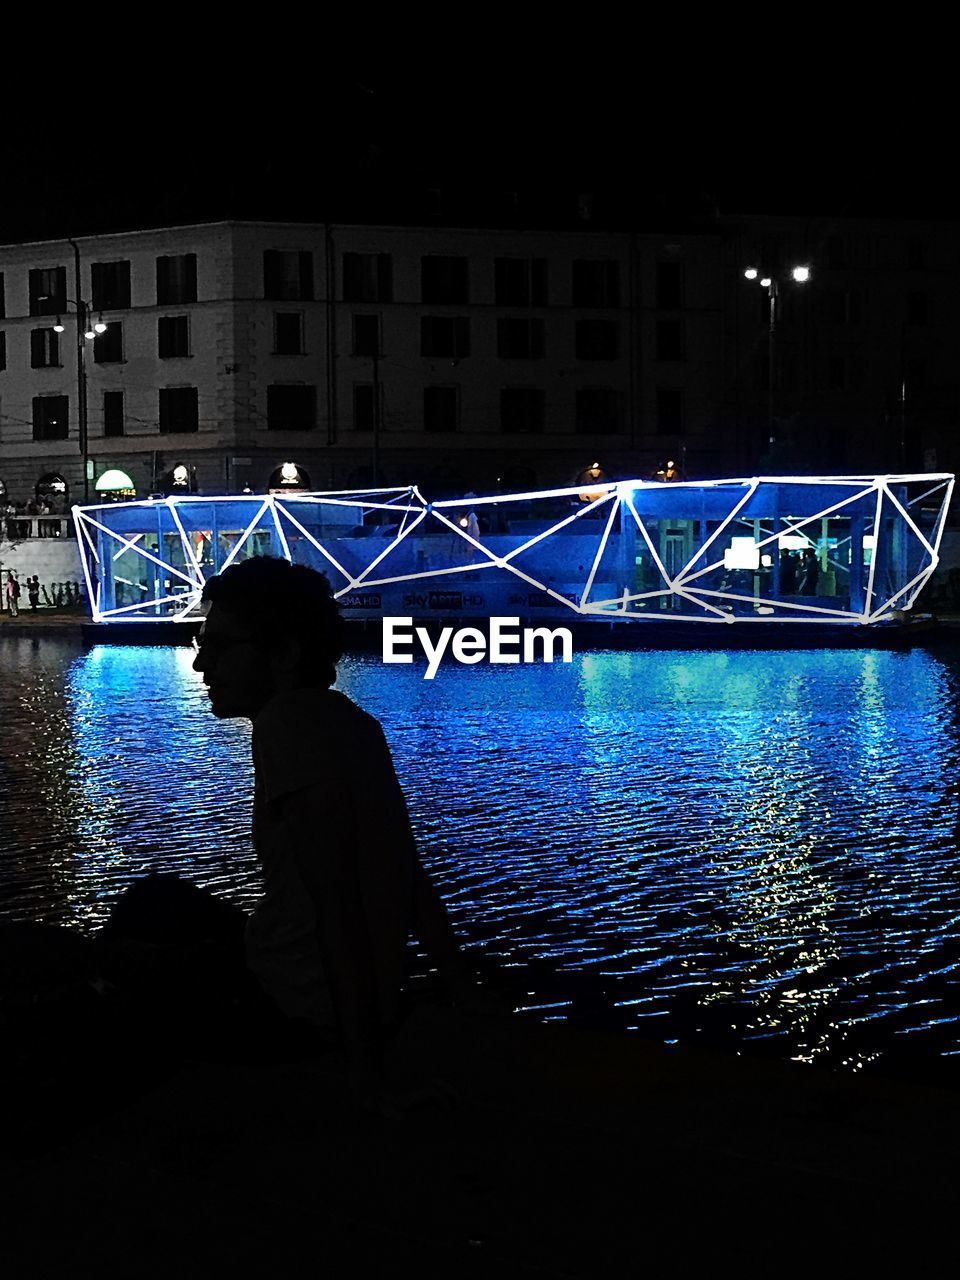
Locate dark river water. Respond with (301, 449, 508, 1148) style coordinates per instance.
(3, 633, 960, 1077)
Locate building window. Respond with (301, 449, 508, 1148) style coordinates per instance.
(274, 313, 304, 355)
(572, 260, 619, 307)
(29, 267, 67, 316)
(576, 319, 619, 361)
(0, 331, 5, 371)
(343, 253, 392, 302)
(352, 314, 381, 357)
(498, 318, 545, 359)
(494, 258, 547, 306)
(263, 250, 313, 301)
(267, 385, 317, 430)
(656, 388, 683, 435)
(655, 262, 683, 309)
(352, 384, 380, 431)
(421, 256, 468, 304)
(36, 472, 68, 505)
(103, 391, 124, 438)
(31, 328, 60, 368)
(156, 254, 197, 305)
(158, 315, 190, 359)
(0, 273, 5, 318)
(91, 260, 131, 310)
(33, 395, 69, 441)
(424, 386, 459, 433)
(421, 316, 470, 358)
(159, 386, 199, 433)
(500, 388, 544, 434)
(93, 321, 123, 364)
(656, 318, 684, 361)
(576, 388, 622, 434)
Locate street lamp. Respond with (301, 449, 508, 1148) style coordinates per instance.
(50, 238, 102, 503)
(743, 263, 812, 448)
(49, 294, 94, 503)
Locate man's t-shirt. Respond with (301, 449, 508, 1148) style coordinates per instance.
(246, 687, 416, 1028)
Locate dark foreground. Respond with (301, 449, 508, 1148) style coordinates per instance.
(4, 997, 960, 1276)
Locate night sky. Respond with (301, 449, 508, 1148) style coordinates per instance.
(2, 55, 955, 243)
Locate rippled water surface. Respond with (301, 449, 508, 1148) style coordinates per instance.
(3, 634, 960, 1073)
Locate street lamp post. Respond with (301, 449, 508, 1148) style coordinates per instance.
(744, 265, 810, 450)
(69, 240, 89, 504)
(54, 240, 104, 504)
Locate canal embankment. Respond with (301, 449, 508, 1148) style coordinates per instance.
(0, 611, 88, 640)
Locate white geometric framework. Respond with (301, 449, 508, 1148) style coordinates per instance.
(72, 473, 955, 627)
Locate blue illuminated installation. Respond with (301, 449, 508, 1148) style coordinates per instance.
(72, 473, 954, 627)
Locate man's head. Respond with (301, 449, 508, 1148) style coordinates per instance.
(193, 556, 344, 719)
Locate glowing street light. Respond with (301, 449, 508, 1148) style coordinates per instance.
(743, 264, 813, 448)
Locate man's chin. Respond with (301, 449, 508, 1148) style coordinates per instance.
(205, 690, 247, 719)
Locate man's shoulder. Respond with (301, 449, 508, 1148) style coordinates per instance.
(253, 687, 396, 803)
(254, 687, 387, 756)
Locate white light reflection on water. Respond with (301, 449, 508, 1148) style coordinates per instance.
(2, 635, 960, 1072)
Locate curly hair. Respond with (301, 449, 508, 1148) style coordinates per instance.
(200, 556, 344, 688)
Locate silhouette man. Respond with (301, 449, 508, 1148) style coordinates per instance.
(191, 555, 471, 1108)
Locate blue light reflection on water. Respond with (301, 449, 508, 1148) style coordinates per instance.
(65, 645, 261, 914)
(3, 636, 960, 1071)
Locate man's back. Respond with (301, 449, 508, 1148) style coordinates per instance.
(249, 687, 416, 1029)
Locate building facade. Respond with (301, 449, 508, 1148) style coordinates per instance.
(0, 216, 956, 511)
